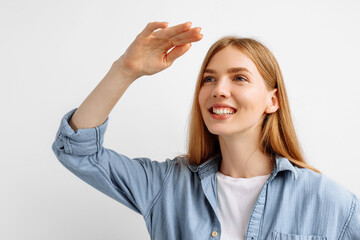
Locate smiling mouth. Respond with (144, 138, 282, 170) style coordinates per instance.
(209, 107, 237, 116)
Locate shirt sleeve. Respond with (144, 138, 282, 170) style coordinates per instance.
(51, 108, 174, 217)
(341, 194, 360, 239)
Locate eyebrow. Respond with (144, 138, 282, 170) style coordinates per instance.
(203, 67, 252, 75)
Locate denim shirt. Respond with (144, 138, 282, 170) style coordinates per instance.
(52, 109, 360, 240)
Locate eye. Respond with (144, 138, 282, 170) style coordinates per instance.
(234, 75, 247, 82)
(203, 76, 215, 82)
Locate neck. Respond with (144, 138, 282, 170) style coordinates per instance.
(218, 126, 274, 178)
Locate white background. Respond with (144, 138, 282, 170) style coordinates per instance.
(1, 0, 359, 239)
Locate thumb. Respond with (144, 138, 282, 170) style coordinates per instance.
(165, 43, 191, 66)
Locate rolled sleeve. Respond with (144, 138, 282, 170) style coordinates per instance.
(52, 108, 174, 217)
(52, 108, 108, 156)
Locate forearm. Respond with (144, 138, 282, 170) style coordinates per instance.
(69, 58, 137, 131)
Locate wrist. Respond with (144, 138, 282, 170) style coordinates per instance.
(112, 57, 139, 83)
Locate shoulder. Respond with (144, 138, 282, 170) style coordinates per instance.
(267, 160, 360, 237)
(294, 166, 357, 210)
(171, 155, 194, 174)
(165, 155, 210, 182)
(161, 155, 193, 175)
(296, 168, 360, 236)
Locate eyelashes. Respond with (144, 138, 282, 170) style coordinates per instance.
(234, 76, 247, 82)
(202, 75, 247, 83)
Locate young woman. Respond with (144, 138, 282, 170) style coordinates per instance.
(52, 21, 360, 239)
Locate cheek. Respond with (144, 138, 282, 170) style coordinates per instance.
(238, 89, 266, 112)
(198, 87, 208, 108)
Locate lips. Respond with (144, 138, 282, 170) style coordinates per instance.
(208, 103, 237, 115)
(207, 103, 237, 120)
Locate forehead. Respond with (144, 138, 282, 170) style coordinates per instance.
(205, 46, 259, 75)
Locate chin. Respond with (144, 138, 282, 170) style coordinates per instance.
(206, 126, 237, 137)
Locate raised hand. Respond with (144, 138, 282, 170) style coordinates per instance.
(67, 21, 202, 131)
(118, 21, 203, 79)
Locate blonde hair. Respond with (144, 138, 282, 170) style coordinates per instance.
(184, 36, 320, 173)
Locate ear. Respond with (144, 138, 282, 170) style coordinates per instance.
(265, 89, 279, 114)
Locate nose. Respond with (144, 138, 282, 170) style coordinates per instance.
(212, 78, 231, 98)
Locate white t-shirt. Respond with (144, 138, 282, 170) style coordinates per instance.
(216, 171, 270, 240)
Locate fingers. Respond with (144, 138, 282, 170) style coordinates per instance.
(172, 35, 203, 46)
(154, 22, 192, 39)
(136, 21, 203, 66)
(139, 21, 202, 46)
(139, 21, 169, 37)
(166, 43, 192, 65)
(169, 27, 203, 46)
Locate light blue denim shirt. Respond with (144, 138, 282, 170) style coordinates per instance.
(52, 109, 360, 240)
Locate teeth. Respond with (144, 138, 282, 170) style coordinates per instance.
(212, 107, 235, 115)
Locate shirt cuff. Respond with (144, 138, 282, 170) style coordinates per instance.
(53, 108, 109, 156)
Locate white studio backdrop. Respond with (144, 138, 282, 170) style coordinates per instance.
(1, 0, 359, 239)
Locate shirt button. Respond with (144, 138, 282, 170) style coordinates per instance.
(211, 231, 218, 237)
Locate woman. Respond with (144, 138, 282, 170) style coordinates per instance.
(52, 21, 360, 239)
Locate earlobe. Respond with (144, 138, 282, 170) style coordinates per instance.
(265, 105, 278, 114)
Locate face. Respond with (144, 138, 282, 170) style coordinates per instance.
(198, 46, 278, 138)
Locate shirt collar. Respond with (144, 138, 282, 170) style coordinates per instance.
(270, 156, 299, 180)
(187, 154, 298, 180)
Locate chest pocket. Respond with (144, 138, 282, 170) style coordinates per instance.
(272, 231, 327, 240)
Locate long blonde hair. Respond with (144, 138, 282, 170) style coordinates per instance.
(185, 36, 320, 173)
